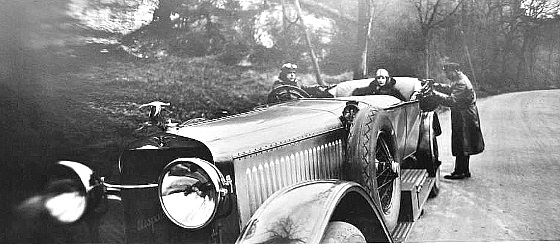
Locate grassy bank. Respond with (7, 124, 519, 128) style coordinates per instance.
(5, 44, 351, 178)
(37, 45, 276, 175)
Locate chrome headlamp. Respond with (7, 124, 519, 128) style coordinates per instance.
(44, 161, 103, 224)
(158, 158, 229, 229)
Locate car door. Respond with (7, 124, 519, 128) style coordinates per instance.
(403, 101, 421, 158)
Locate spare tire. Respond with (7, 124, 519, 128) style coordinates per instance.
(346, 107, 401, 231)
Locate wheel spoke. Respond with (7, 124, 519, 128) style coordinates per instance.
(379, 188, 392, 204)
(379, 139, 394, 162)
(375, 137, 399, 213)
(377, 164, 392, 177)
(377, 178, 393, 189)
(377, 169, 398, 189)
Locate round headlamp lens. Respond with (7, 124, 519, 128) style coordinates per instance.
(45, 190, 87, 223)
(42, 161, 102, 224)
(159, 158, 224, 229)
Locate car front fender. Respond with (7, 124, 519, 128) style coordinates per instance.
(236, 180, 392, 243)
(417, 111, 439, 153)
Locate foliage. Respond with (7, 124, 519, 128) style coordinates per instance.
(129, 0, 560, 91)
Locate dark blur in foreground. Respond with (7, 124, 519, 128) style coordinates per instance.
(1, 2, 53, 242)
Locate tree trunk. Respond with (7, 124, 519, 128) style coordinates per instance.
(516, 28, 538, 88)
(294, 0, 325, 85)
(423, 28, 429, 79)
(153, 0, 172, 27)
(353, 0, 373, 80)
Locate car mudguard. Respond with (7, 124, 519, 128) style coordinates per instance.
(433, 111, 441, 136)
(236, 180, 392, 243)
(417, 111, 435, 152)
(416, 111, 440, 176)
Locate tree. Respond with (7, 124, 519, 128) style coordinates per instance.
(146, 0, 243, 55)
(152, 0, 181, 30)
(353, 0, 374, 79)
(516, 0, 560, 86)
(280, 0, 325, 85)
(408, 0, 464, 78)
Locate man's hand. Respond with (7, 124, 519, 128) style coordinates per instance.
(312, 84, 336, 92)
(420, 82, 434, 97)
(433, 82, 443, 89)
(304, 85, 335, 98)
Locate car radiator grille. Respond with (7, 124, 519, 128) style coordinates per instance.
(234, 137, 345, 227)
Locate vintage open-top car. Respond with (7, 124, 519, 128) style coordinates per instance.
(41, 77, 441, 243)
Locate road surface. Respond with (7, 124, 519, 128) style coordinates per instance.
(407, 89, 560, 242)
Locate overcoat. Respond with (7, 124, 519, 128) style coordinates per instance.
(433, 73, 485, 156)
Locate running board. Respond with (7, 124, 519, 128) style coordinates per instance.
(392, 169, 437, 242)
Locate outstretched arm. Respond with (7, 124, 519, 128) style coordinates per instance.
(432, 82, 475, 108)
(433, 83, 452, 94)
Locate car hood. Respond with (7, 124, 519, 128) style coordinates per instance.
(167, 97, 400, 163)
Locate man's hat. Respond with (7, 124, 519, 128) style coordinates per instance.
(281, 63, 298, 72)
(443, 62, 461, 71)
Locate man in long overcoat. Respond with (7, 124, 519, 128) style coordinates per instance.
(432, 62, 485, 179)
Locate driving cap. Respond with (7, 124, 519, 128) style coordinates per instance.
(376, 69, 389, 77)
(281, 63, 298, 71)
(443, 62, 461, 71)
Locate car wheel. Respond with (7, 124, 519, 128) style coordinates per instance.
(425, 136, 439, 176)
(416, 115, 440, 197)
(321, 221, 366, 243)
(346, 107, 401, 231)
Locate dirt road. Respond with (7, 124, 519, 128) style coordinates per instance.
(407, 89, 560, 242)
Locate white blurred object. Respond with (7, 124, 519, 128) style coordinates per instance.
(45, 192, 87, 223)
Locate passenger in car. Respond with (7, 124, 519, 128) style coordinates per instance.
(352, 69, 407, 101)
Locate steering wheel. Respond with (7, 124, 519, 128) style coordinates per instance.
(267, 85, 311, 103)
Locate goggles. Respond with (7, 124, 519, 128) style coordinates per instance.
(281, 63, 298, 71)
